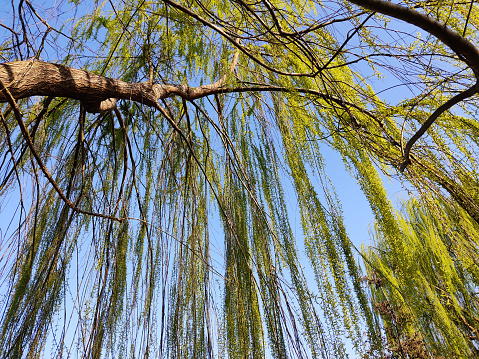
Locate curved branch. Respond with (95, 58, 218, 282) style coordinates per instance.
(345, 0, 479, 76)
(400, 84, 479, 172)
(222, 84, 377, 117)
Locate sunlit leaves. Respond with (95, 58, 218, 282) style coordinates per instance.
(1, 0, 479, 358)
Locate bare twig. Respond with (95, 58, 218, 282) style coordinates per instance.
(0, 79, 125, 221)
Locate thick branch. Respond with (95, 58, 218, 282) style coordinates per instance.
(0, 61, 159, 111)
(346, 0, 479, 76)
(0, 60, 239, 112)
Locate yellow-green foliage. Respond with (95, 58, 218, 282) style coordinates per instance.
(364, 197, 479, 358)
(2, 0, 479, 358)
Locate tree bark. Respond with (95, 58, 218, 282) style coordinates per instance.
(0, 61, 160, 112)
(0, 60, 237, 113)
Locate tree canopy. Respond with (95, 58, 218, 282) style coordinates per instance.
(1, 0, 479, 358)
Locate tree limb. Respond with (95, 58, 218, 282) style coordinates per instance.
(0, 59, 239, 113)
(400, 83, 479, 171)
(345, 0, 479, 76)
(0, 56, 372, 120)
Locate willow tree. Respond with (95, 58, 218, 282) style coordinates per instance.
(364, 196, 479, 358)
(1, 0, 479, 358)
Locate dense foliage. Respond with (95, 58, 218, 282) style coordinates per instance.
(364, 197, 479, 358)
(0, 0, 479, 358)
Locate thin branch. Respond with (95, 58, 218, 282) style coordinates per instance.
(0, 22, 19, 35)
(112, 105, 129, 217)
(462, 0, 475, 36)
(321, 13, 374, 71)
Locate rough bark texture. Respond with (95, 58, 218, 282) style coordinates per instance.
(0, 60, 237, 112)
(0, 61, 161, 111)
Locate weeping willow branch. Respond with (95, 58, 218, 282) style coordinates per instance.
(0, 80, 125, 221)
(0, 59, 377, 124)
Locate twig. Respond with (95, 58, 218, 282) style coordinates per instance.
(0, 80, 125, 221)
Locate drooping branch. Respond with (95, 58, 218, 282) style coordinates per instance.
(0, 81, 125, 221)
(0, 54, 241, 220)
